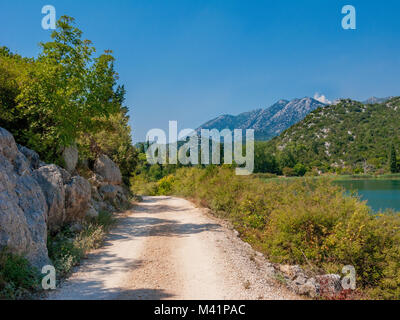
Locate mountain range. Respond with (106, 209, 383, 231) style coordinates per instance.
(197, 96, 395, 141)
(197, 97, 326, 141)
(362, 96, 394, 105)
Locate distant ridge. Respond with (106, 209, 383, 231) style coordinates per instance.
(197, 97, 326, 141)
(362, 96, 394, 105)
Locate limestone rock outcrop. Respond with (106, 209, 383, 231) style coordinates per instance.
(17, 144, 41, 170)
(65, 176, 92, 222)
(32, 165, 66, 232)
(0, 126, 130, 268)
(62, 145, 79, 173)
(0, 128, 49, 268)
(94, 154, 122, 185)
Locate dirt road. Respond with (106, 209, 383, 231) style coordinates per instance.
(47, 196, 299, 300)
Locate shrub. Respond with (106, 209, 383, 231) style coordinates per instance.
(251, 173, 278, 179)
(47, 210, 115, 277)
(0, 249, 40, 300)
(157, 175, 175, 195)
(130, 174, 158, 195)
(148, 164, 163, 181)
(282, 167, 296, 177)
(293, 163, 307, 176)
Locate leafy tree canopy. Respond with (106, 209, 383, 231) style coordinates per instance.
(0, 16, 137, 181)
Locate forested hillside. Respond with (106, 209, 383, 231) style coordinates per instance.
(254, 98, 400, 175)
(0, 16, 137, 182)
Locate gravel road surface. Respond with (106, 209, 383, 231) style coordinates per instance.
(47, 196, 300, 300)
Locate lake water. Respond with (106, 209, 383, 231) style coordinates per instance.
(334, 180, 400, 213)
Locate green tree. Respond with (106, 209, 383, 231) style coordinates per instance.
(148, 164, 163, 181)
(390, 144, 398, 173)
(1, 17, 138, 183)
(293, 163, 307, 176)
(79, 86, 138, 184)
(16, 16, 119, 161)
(254, 142, 279, 173)
(0, 48, 31, 139)
(279, 147, 296, 169)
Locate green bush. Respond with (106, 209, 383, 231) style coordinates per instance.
(47, 210, 115, 277)
(282, 167, 296, 177)
(157, 175, 175, 195)
(293, 163, 307, 176)
(130, 174, 158, 196)
(0, 249, 40, 300)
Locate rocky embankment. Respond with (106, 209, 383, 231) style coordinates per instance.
(0, 127, 131, 268)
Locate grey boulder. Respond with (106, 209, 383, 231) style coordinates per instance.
(85, 205, 99, 219)
(94, 154, 122, 185)
(17, 145, 41, 170)
(99, 184, 130, 210)
(32, 165, 66, 232)
(0, 127, 50, 268)
(65, 176, 92, 222)
(62, 145, 79, 173)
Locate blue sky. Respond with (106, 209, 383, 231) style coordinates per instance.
(1, 0, 400, 142)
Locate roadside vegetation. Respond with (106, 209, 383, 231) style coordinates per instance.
(0, 249, 41, 300)
(131, 166, 400, 299)
(47, 210, 116, 278)
(0, 210, 115, 300)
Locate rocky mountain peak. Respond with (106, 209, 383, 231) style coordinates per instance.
(197, 97, 326, 140)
